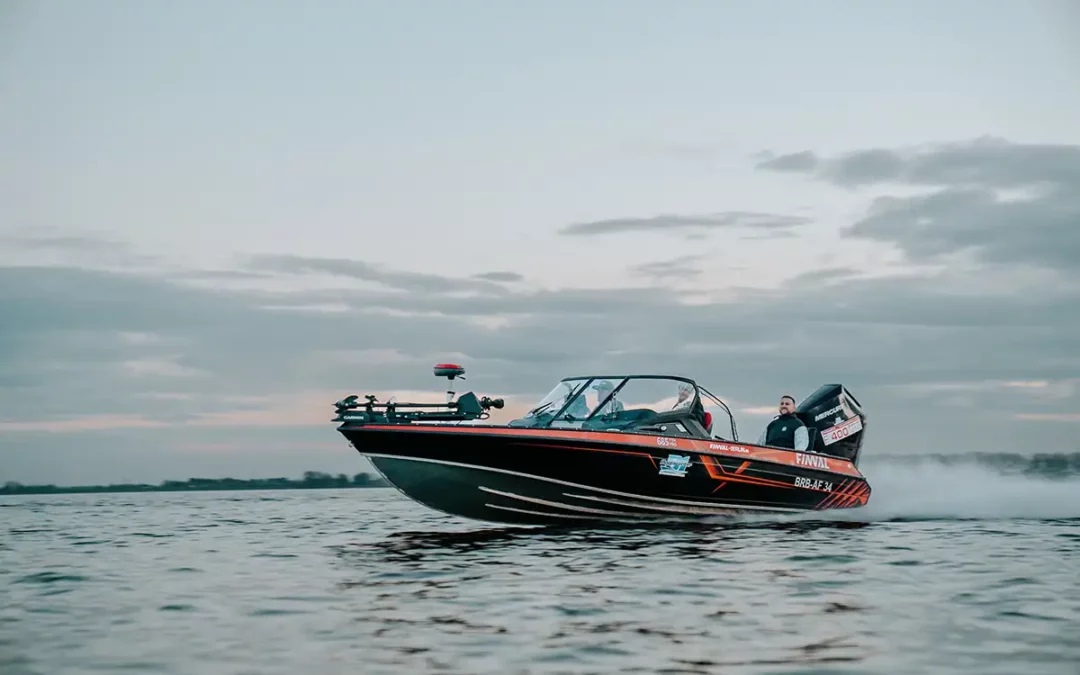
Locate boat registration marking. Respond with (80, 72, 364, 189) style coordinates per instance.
(794, 476, 833, 491)
(820, 416, 862, 446)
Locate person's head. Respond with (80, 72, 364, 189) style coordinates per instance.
(677, 382, 693, 402)
(778, 395, 796, 415)
(593, 380, 615, 400)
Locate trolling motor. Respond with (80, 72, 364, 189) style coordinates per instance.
(332, 362, 504, 424)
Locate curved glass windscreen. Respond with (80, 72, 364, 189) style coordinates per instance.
(519, 378, 592, 421)
(515, 376, 702, 428)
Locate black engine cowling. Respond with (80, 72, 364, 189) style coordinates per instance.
(794, 384, 867, 466)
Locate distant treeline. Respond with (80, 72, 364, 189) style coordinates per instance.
(867, 452, 1080, 479)
(5, 452, 1078, 497)
(0, 471, 390, 496)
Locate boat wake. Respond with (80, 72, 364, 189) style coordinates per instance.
(804, 452, 1080, 523)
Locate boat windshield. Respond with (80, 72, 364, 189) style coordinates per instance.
(520, 376, 702, 425)
(521, 378, 593, 420)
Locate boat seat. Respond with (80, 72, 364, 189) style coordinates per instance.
(581, 408, 657, 430)
(803, 426, 818, 453)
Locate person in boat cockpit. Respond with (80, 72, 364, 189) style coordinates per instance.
(757, 395, 809, 451)
(592, 380, 624, 415)
(561, 382, 591, 418)
(672, 382, 693, 409)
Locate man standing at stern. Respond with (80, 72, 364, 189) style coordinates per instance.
(757, 395, 809, 451)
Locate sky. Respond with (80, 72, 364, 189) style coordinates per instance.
(2, 0, 1079, 485)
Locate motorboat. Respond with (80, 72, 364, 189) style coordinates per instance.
(330, 364, 871, 526)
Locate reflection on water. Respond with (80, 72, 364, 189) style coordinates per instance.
(342, 517, 875, 565)
(1, 489, 1078, 675)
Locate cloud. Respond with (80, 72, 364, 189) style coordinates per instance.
(757, 137, 1080, 276)
(3, 251, 1077, 456)
(247, 254, 511, 295)
(755, 150, 819, 173)
(0, 415, 170, 433)
(0, 229, 158, 268)
(472, 271, 524, 283)
(1, 233, 124, 253)
(1016, 413, 1080, 422)
(756, 137, 1080, 190)
(846, 187, 1079, 273)
(559, 212, 811, 236)
(629, 254, 707, 282)
(783, 267, 861, 287)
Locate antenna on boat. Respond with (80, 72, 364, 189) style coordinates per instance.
(433, 363, 466, 404)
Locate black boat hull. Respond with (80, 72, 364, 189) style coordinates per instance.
(340, 424, 871, 526)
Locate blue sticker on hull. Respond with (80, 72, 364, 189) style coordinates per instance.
(658, 454, 691, 477)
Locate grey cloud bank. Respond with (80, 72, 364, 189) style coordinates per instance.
(630, 255, 708, 282)
(2, 137, 1078, 484)
(559, 212, 812, 236)
(248, 255, 515, 295)
(758, 137, 1080, 275)
(757, 137, 1080, 190)
(472, 271, 525, 283)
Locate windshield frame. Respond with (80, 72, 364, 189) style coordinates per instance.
(521, 378, 592, 420)
(534, 374, 706, 426)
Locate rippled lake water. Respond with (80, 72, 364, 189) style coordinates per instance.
(3, 458, 1079, 674)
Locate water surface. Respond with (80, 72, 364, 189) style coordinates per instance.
(2, 458, 1079, 674)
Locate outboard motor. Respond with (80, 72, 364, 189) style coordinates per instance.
(794, 384, 867, 466)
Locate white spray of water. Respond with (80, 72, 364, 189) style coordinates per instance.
(832, 458, 1080, 522)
